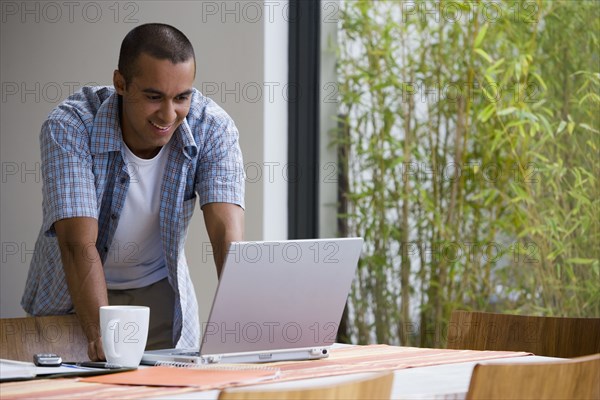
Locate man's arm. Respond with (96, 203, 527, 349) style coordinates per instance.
(202, 203, 245, 278)
(54, 217, 108, 361)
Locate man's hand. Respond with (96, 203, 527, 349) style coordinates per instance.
(88, 337, 106, 361)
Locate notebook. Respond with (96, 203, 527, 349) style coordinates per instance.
(0, 359, 36, 381)
(142, 237, 363, 365)
(0, 359, 134, 382)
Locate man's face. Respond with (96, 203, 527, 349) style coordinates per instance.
(113, 52, 195, 159)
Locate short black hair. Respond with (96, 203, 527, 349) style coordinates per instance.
(118, 23, 195, 84)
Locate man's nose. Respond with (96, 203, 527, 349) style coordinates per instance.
(158, 100, 176, 123)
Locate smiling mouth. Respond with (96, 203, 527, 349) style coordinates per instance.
(150, 121, 173, 131)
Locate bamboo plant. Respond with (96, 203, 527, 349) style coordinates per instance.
(336, 0, 599, 347)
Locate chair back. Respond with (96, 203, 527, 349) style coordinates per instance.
(218, 371, 394, 400)
(466, 353, 600, 400)
(0, 314, 88, 362)
(447, 310, 600, 358)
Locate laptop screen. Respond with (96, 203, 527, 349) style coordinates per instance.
(199, 237, 363, 356)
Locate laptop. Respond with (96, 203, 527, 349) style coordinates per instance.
(142, 237, 363, 365)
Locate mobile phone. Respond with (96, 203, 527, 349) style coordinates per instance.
(33, 353, 63, 367)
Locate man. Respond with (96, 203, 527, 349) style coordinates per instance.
(21, 23, 245, 361)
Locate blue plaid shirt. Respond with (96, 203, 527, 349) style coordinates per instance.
(21, 86, 245, 348)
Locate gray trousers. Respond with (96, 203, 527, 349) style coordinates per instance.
(107, 278, 175, 350)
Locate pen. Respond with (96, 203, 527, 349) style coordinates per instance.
(63, 361, 124, 369)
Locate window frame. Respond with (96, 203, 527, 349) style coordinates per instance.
(287, 0, 321, 239)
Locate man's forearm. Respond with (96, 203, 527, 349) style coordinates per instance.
(203, 203, 245, 278)
(213, 226, 241, 277)
(59, 241, 108, 345)
(54, 217, 107, 360)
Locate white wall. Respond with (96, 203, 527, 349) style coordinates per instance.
(0, 0, 288, 321)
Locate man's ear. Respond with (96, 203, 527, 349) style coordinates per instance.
(113, 70, 126, 95)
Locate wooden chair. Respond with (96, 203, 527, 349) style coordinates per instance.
(218, 371, 394, 400)
(466, 353, 600, 399)
(0, 314, 88, 362)
(447, 310, 600, 358)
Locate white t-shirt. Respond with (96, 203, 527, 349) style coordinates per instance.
(104, 142, 170, 289)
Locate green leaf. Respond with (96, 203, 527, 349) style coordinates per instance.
(478, 103, 496, 122)
(474, 48, 493, 63)
(474, 24, 489, 48)
(497, 107, 518, 116)
(566, 258, 597, 265)
(556, 120, 567, 134)
(530, 72, 548, 91)
(579, 123, 599, 134)
(486, 58, 506, 75)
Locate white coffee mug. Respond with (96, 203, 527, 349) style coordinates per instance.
(100, 305, 149, 368)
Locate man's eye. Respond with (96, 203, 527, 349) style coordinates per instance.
(176, 95, 189, 101)
(146, 95, 161, 101)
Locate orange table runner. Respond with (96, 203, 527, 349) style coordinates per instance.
(0, 345, 531, 398)
(264, 344, 531, 383)
(0, 378, 198, 399)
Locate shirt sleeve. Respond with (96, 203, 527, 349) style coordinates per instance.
(41, 118, 98, 236)
(196, 117, 245, 209)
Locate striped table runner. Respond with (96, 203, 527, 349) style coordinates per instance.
(0, 345, 530, 398)
(264, 344, 531, 382)
(0, 378, 199, 399)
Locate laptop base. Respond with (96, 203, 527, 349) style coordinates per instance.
(141, 346, 330, 365)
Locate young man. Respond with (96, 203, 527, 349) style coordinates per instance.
(21, 23, 245, 361)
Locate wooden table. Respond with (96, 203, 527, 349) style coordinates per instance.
(1, 345, 549, 399)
